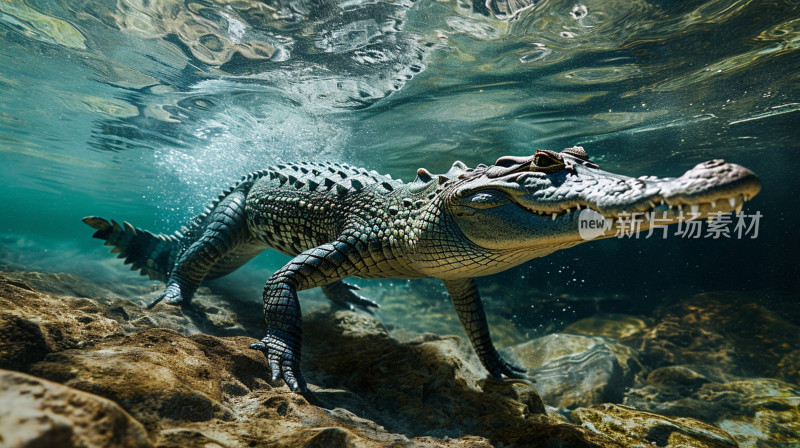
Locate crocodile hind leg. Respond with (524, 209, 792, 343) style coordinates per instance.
(442, 278, 527, 380)
(250, 239, 365, 392)
(321, 280, 379, 310)
(148, 189, 249, 309)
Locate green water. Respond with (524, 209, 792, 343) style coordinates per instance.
(1, 0, 798, 340)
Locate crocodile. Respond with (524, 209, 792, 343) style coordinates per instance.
(83, 146, 761, 392)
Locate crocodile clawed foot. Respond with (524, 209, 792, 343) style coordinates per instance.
(503, 362, 529, 379)
(488, 356, 530, 381)
(146, 282, 190, 309)
(342, 284, 380, 310)
(250, 331, 307, 393)
(323, 281, 380, 311)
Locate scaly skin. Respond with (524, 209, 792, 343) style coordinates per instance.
(83, 146, 761, 391)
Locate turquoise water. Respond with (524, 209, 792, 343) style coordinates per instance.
(1, 0, 798, 334)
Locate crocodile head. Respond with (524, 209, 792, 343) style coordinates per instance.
(441, 146, 761, 270)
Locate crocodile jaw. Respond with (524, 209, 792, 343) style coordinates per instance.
(448, 158, 761, 253)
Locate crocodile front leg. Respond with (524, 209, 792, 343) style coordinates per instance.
(250, 240, 364, 392)
(442, 278, 527, 380)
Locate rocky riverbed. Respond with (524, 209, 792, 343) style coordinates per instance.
(0, 267, 797, 447)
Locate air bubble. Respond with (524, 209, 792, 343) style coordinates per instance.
(570, 4, 588, 19)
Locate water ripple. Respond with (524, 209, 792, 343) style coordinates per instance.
(0, 0, 798, 192)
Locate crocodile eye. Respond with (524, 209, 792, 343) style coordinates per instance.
(531, 151, 565, 173)
(533, 153, 555, 167)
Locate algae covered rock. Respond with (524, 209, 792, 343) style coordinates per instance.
(626, 369, 800, 448)
(572, 404, 738, 448)
(630, 315, 737, 372)
(628, 292, 800, 379)
(777, 349, 800, 385)
(713, 379, 800, 448)
(0, 369, 150, 448)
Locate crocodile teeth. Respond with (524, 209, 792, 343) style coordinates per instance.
(576, 204, 581, 210)
(711, 201, 716, 208)
(707, 216, 715, 224)
(735, 203, 743, 215)
(552, 212, 558, 221)
(649, 201, 657, 208)
(729, 197, 736, 208)
(690, 205, 699, 215)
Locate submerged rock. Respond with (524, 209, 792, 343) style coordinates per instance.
(24, 319, 456, 447)
(0, 369, 149, 448)
(29, 328, 269, 427)
(563, 313, 649, 340)
(507, 333, 642, 409)
(302, 307, 551, 440)
(615, 292, 800, 448)
(0, 269, 619, 446)
(630, 314, 737, 372)
(625, 366, 800, 448)
(0, 273, 126, 371)
(628, 292, 800, 380)
(777, 349, 800, 385)
(5, 268, 790, 447)
(572, 404, 738, 448)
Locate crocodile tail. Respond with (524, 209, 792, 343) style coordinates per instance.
(82, 216, 180, 283)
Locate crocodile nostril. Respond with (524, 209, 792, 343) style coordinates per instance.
(562, 145, 590, 161)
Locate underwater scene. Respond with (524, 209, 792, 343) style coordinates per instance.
(1, 0, 799, 446)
